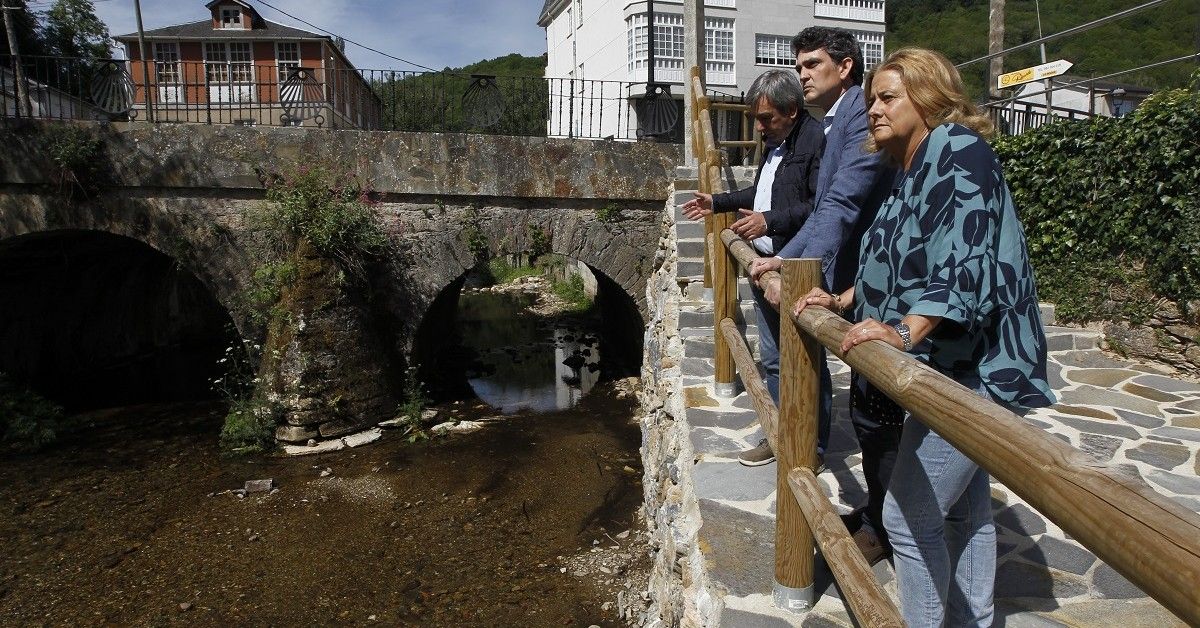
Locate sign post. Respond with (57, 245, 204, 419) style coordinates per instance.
(996, 59, 1073, 90)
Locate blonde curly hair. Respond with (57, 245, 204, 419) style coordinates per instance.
(864, 47, 994, 154)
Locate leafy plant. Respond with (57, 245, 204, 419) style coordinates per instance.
(527, 225, 551, 259)
(242, 260, 298, 325)
(0, 373, 66, 452)
(396, 366, 430, 443)
(995, 71, 1200, 324)
(552, 274, 593, 312)
(463, 205, 489, 260)
(486, 258, 540, 285)
(218, 397, 279, 454)
(41, 123, 103, 196)
(260, 165, 391, 280)
(596, 203, 622, 223)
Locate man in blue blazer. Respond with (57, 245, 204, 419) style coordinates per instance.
(748, 27, 897, 565)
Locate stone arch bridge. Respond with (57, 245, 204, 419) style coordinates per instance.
(0, 122, 680, 440)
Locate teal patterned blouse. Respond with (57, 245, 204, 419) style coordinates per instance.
(854, 123, 1056, 409)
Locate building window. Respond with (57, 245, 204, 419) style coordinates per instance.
(220, 7, 242, 29)
(705, 18, 734, 63)
(205, 42, 254, 101)
(854, 30, 884, 71)
(276, 42, 300, 83)
(755, 34, 793, 67)
(813, 0, 885, 24)
(574, 0, 583, 28)
(153, 42, 182, 103)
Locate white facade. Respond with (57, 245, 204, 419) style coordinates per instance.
(539, 0, 886, 139)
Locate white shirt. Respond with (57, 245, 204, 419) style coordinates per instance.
(823, 90, 849, 135)
(751, 143, 786, 254)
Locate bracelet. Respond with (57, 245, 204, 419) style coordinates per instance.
(892, 322, 912, 351)
(830, 294, 843, 314)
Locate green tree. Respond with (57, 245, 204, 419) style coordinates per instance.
(0, 1, 47, 58)
(43, 0, 110, 59)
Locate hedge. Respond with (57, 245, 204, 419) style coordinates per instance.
(994, 71, 1200, 323)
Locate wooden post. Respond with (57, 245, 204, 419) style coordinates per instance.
(2, 5, 32, 118)
(773, 259, 821, 612)
(710, 167, 736, 397)
(683, 1, 704, 161)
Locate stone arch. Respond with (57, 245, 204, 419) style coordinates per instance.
(0, 195, 257, 336)
(386, 205, 659, 357)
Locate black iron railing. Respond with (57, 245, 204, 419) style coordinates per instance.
(985, 100, 1094, 135)
(1, 54, 685, 141)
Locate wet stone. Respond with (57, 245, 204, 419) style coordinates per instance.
(1018, 537, 1096, 575)
(1047, 415, 1141, 440)
(1114, 409, 1165, 429)
(1125, 442, 1190, 470)
(1093, 562, 1147, 599)
(1078, 434, 1121, 462)
(994, 503, 1047, 536)
(692, 461, 776, 502)
(1145, 470, 1200, 496)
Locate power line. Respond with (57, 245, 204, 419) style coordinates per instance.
(246, 0, 436, 72)
(981, 52, 1200, 108)
(956, 0, 1175, 69)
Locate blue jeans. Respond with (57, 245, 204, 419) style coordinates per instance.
(751, 285, 831, 453)
(882, 382, 998, 627)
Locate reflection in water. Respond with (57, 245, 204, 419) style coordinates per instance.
(458, 290, 601, 414)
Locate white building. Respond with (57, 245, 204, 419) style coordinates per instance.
(538, 0, 886, 140)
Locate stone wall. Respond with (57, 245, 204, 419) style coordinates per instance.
(638, 186, 722, 626)
(1098, 300, 1200, 378)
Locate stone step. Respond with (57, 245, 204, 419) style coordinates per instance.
(678, 259, 706, 278)
(675, 220, 707, 240)
(678, 302, 757, 328)
(1044, 325, 1103, 352)
(684, 332, 760, 360)
(1041, 303, 1057, 326)
(678, 237, 706, 259)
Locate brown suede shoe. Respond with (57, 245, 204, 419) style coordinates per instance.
(853, 528, 888, 566)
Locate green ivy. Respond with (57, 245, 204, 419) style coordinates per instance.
(995, 70, 1200, 323)
(0, 373, 66, 452)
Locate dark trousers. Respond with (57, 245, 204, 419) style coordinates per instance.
(851, 404, 903, 547)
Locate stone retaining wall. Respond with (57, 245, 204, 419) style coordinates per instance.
(637, 186, 721, 626)
(1097, 300, 1200, 378)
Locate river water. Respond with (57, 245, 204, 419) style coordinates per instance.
(0, 286, 647, 626)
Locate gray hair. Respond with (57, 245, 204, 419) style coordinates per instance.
(745, 69, 804, 115)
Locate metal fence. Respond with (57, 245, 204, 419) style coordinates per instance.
(1, 54, 694, 141)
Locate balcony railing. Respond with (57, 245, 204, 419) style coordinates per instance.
(2, 54, 662, 141)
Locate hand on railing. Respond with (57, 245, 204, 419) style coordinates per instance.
(730, 209, 767, 240)
(680, 191, 714, 220)
(749, 256, 781, 281)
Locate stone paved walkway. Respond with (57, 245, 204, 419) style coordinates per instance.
(670, 179, 1200, 627)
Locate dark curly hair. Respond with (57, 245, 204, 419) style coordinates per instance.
(791, 26, 864, 86)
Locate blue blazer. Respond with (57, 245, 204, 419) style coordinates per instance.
(775, 85, 895, 292)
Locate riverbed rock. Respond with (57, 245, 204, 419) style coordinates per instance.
(244, 479, 274, 493)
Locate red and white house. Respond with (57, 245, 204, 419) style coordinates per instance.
(115, 0, 381, 128)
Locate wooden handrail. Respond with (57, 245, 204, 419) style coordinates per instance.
(788, 467, 904, 627)
(719, 317, 778, 450)
(717, 227, 1200, 624)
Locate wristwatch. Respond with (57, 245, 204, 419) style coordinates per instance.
(892, 322, 912, 351)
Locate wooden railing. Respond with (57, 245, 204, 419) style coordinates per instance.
(685, 67, 1200, 625)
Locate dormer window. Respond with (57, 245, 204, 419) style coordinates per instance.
(220, 7, 242, 29)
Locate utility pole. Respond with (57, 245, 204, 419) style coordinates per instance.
(133, 0, 154, 122)
(1035, 0, 1053, 116)
(987, 0, 1005, 99)
(683, 0, 705, 163)
(2, 4, 32, 117)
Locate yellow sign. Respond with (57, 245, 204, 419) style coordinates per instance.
(997, 59, 1073, 90)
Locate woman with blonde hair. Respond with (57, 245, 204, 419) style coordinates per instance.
(795, 48, 1054, 626)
